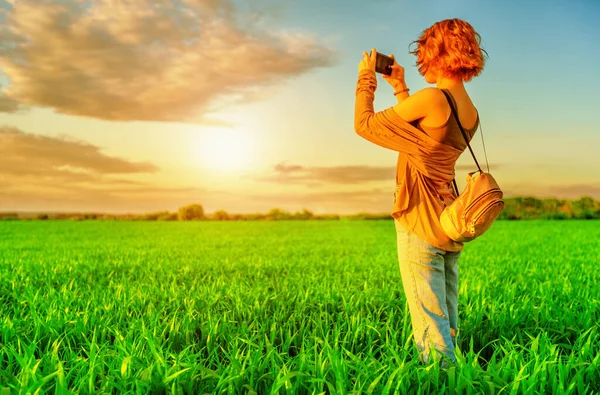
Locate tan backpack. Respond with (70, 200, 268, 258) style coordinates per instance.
(439, 90, 504, 243)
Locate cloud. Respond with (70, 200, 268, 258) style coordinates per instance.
(0, 126, 208, 212)
(546, 184, 600, 199)
(274, 163, 306, 174)
(0, 90, 20, 113)
(259, 163, 396, 185)
(0, 126, 158, 180)
(0, 0, 336, 123)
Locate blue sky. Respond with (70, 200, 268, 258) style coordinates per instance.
(0, 0, 599, 213)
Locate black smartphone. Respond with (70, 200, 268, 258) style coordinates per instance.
(375, 52, 394, 76)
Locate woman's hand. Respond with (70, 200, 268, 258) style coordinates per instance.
(382, 54, 407, 90)
(358, 48, 377, 73)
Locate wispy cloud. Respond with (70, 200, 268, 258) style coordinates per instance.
(0, 0, 336, 123)
(0, 126, 158, 179)
(258, 163, 395, 185)
(0, 126, 208, 212)
(0, 88, 20, 113)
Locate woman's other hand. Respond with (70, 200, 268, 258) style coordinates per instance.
(358, 48, 377, 73)
(383, 54, 407, 90)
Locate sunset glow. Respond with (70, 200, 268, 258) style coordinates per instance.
(196, 129, 256, 173)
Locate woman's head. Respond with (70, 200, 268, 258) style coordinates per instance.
(410, 19, 487, 83)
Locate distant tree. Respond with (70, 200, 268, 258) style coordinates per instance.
(178, 204, 205, 221)
(137, 211, 176, 221)
(157, 212, 178, 221)
(549, 212, 569, 220)
(314, 214, 341, 220)
(266, 208, 293, 220)
(541, 199, 562, 219)
(36, 213, 49, 220)
(140, 213, 157, 221)
(498, 196, 600, 220)
(137, 212, 159, 220)
(0, 212, 19, 220)
(497, 199, 517, 220)
(243, 213, 266, 220)
(213, 210, 230, 221)
(559, 202, 574, 219)
(572, 196, 597, 219)
(345, 212, 392, 220)
(293, 209, 314, 220)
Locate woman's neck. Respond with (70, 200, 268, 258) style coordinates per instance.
(436, 76, 465, 91)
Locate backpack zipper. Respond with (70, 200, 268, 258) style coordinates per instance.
(469, 200, 505, 234)
(462, 188, 503, 219)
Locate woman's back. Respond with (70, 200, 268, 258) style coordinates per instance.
(416, 88, 479, 150)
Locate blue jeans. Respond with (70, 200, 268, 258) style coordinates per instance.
(395, 219, 460, 365)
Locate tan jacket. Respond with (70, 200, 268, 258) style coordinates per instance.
(354, 69, 477, 252)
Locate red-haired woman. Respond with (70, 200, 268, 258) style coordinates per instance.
(354, 18, 487, 366)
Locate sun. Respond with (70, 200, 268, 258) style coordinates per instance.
(197, 129, 255, 172)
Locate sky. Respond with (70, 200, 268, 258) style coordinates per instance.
(0, 0, 599, 214)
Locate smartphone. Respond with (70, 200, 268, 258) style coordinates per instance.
(375, 52, 394, 76)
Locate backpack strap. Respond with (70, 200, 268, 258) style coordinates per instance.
(452, 179, 459, 197)
(441, 89, 483, 196)
(440, 89, 482, 173)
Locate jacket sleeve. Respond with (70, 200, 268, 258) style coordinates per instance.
(354, 69, 421, 153)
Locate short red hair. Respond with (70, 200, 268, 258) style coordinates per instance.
(410, 19, 487, 82)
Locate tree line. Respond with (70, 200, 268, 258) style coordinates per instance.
(1, 196, 599, 221)
(497, 196, 599, 220)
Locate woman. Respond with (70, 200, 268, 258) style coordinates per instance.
(354, 18, 486, 365)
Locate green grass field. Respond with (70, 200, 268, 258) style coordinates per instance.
(0, 220, 599, 394)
